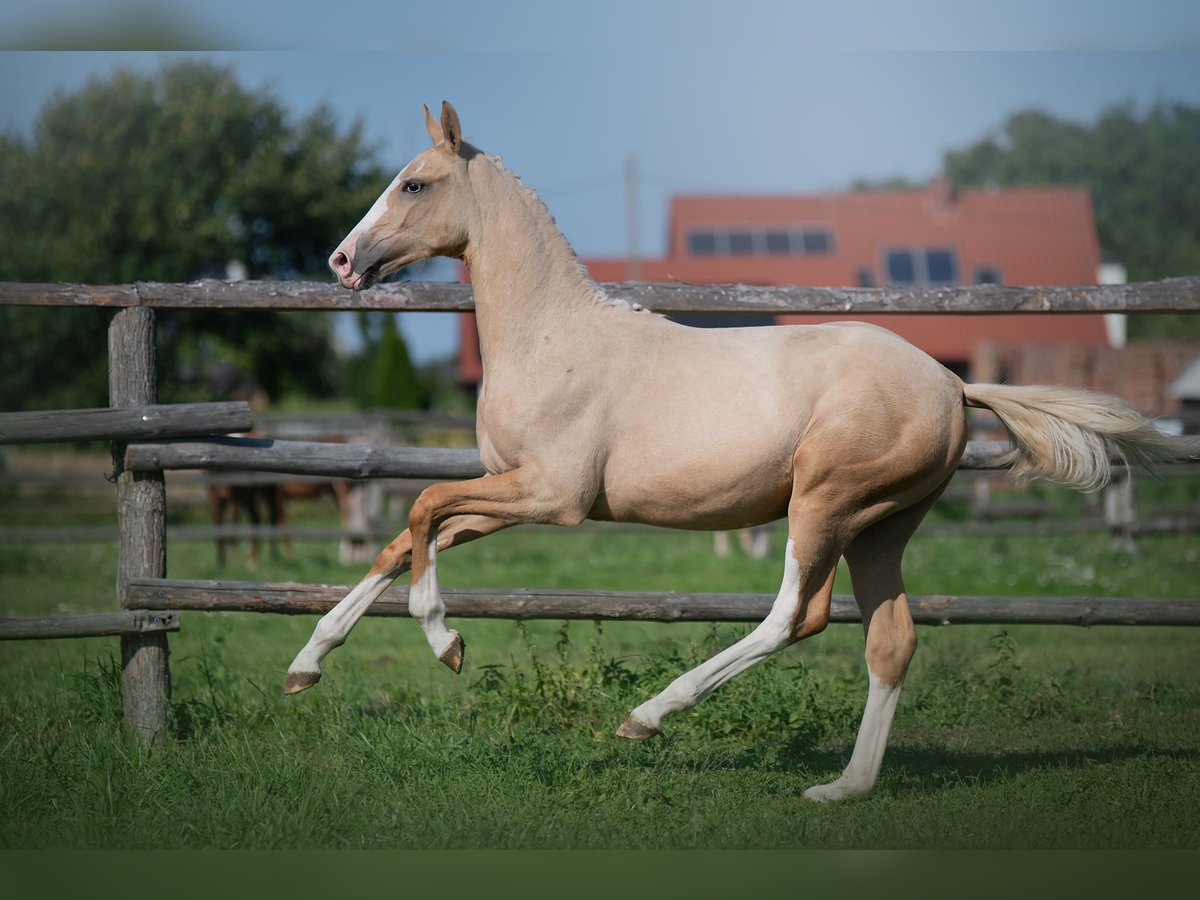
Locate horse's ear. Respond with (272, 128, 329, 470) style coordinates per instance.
(423, 103, 443, 146)
(440, 101, 463, 154)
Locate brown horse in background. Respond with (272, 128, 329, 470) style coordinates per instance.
(209, 452, 368, 569)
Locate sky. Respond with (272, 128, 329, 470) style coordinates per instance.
(1, 1, 1198, 361)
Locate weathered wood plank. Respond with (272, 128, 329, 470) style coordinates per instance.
(0, 282, 142, 307)
(132, 280, 473, 311)
(604, 276, 1200, 316)
(0, 524, 393, 543)
(128, 578, 1200, 627)
(0, 402, 253, 444)
(0, 610, 180, 641)
(123, 436, 1200, 479)
(125, 437, 487, 479)
(2, 277, 1197, 314)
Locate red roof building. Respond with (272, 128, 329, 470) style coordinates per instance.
(458, 178, 1113, 387)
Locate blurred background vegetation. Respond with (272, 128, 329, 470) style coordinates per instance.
(945, 102, 1200, 340)
(0, 59, 460, 414)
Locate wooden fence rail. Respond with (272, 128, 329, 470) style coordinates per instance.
(0, 610, 180, 641)
(125, 437, 486, 479)
(2, 275, 1198, 314)
(0, 402, 252, 444)
(120, 435, 1200, 479)
(128, 579, 1200, 628)
(2, 276, 1198, 743)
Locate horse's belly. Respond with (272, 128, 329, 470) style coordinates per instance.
(588, 454, 793, 531)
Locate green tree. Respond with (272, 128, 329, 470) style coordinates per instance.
(366, 314, 423, 410)
(944, 102, 1200, 339)
(0, 59, 394, 409)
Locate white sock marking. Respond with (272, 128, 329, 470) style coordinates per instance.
(410, 535, 456, 656)
(288, 572, 392, 675)
(804, 666, 902, 802)
(629, 539, 801, 728)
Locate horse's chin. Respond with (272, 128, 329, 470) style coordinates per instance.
(342, 264, 379, 292)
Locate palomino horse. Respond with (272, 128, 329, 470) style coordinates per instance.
(287, 102, 1179, 802)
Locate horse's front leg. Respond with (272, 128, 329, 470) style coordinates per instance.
(407, 468, 588, 671)
(285, 513, 511, 694)
(407, 524, 461, 671)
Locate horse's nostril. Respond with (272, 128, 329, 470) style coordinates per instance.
(330, 250, 350, 275)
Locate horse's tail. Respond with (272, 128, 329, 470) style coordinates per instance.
(962, 382, 1184, 492)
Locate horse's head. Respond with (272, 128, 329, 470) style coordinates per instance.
(329, 101, 473, 290)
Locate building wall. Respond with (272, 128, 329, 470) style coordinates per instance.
(971, 341, 1200, 418)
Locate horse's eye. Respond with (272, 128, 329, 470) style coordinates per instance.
(402, 180, 424, 194)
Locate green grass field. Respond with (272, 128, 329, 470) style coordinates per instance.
(1, 461, 1199, 849)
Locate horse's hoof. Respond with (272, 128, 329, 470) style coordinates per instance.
(284, 671, 321, 695)
(801, 781, 863, 803)
(438, 632, 465, 674)
(615, 715, 660, 741)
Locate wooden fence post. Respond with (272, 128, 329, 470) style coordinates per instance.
(109, 306, 171, 740)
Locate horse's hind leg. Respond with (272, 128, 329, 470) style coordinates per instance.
(803, 477, 951, 802)
(617, 496, 843, 739)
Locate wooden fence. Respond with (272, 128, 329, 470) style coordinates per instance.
(2, 276, 1199, 741)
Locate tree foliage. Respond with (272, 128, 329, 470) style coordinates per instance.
(0, 59, 396, 409)
(365, 313, 422, 411)
(944, 102, 1200, 339)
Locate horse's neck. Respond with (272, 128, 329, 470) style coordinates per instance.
(464, 156, 607, 360)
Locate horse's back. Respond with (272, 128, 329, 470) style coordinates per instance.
(582, 317, 964, 529)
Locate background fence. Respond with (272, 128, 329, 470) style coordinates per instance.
(2, 276, 1199, 740)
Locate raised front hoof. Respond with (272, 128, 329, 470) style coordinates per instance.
(284, 671, 321, 695)
(438, 632, 465, 674)
(615, 715, 661, 741)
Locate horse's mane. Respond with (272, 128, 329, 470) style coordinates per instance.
(475, 148, 650, 315)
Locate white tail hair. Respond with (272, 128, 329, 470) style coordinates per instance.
(963, 382, 1184, 492)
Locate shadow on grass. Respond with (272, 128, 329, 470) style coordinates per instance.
(875, 742, 1200, 796)
(582, 732, 1200, 799)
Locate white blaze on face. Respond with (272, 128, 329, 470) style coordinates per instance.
(335, 159, 427, 267)
(358, 172, 403, 233)
(335, 172, 402, 264)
